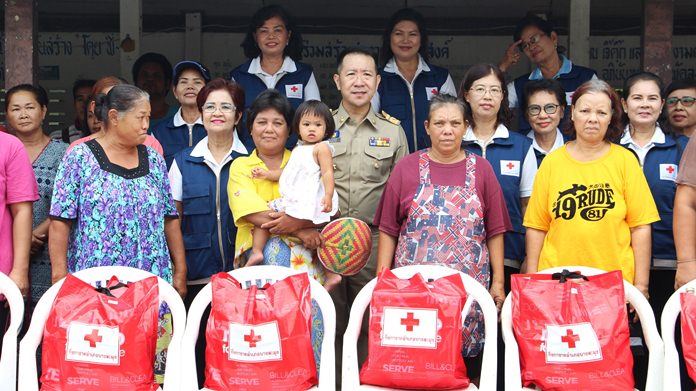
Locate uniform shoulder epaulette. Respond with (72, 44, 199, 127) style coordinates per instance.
(331, 108, 339, 115)
(380, 110, 401, 125)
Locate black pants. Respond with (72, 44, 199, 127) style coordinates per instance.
(183, 283, 211, 389)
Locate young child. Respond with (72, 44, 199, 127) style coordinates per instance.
(250, 100, 341, 286)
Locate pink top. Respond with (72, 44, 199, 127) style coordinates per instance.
(68, 134, 164, 155)
(374, 151, 511, 238)
(0, 132, 39, 274)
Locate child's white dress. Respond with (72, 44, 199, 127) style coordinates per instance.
(270, 142, 339, 224)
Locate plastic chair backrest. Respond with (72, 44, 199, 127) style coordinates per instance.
(500, 266, 664, 391)
(341, 264, 498, 391)
(0, 272, 24, 391)
(180, 266, 336, 391)
(660, 278, 696, 390)
(17, 266, 186, 391)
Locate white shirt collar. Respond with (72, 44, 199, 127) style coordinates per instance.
(464, 123, 509, 142)
(247, 56, 297, 77)
(528, 128, 565, 154)
(190, 131, 248, 163)
(384, 54, 431, 74)
(620, 124, 666, 146)
(172, 107, 203, 127)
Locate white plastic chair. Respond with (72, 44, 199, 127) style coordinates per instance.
(0, 271, 25, 391)
(500, 266, 664, 391)
(180, 265, 336, 391)
(661, 278, 696, 390)
(342, 264, 498, 391)
(18, 266, 186, 391)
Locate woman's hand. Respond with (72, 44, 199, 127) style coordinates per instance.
(321, 194, 333, 213)
(8, 269, 29, 298)
(295, 228, 324, 250)
(499, 40, 523, 72)
(489, 280, 506, 313)
(30, 232, 47, 256)
(251, 167, 269, 179)
(261, 212, 311, 235)
(172, 270, 188, 299)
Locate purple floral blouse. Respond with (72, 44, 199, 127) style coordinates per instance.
(49, 140, 177, 282)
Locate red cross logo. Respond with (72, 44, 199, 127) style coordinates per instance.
(666, 165, 675, 174)
(244, 329, 262, 348)
(291, 86, 299, 92)
(506, 162, 516, 170)
(561, 329, 580, 348)
(431, 88, 438, 94)
(401, 312, 420, 332)
(84, 329, 103, 348)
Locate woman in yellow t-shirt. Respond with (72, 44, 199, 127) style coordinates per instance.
(523, 79, 659, 297)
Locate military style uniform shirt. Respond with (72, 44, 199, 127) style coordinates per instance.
(331, 104, 408, 225)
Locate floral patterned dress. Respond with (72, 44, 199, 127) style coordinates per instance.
(30, 139, 68, 304)
(49, 139, 178, 382)
(49, 140, 177, 280)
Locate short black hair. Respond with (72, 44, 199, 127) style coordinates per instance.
(664, 78, 696, 98)
(131, 52, 173, 85)
(513, 14, 555, 43)
(459, 63, 512, 129)
(5, 84, 49, 110)
(72, 79, 96, 100)
(336, 47, 378, 73)
(522, 79, 567, 114)
(246, 89, 295, 137)
(292, 100, 336, 141)
(241, 5, 304, 61)
(379, 8, 429, 67)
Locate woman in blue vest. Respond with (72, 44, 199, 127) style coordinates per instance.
(499, 14, 597, 132)
(373, 8, 456, 153)
(168, 78, 248, 386)
(459, 63, 537, 282)
(522, 79, 569, 167)
(230, 4, 320, 151)
(618, 71, 688, 321)
(152, 60, 212, 168)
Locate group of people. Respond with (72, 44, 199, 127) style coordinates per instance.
(1, 4, 696, 389)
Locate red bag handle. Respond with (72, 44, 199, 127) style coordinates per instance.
(94, 275, 129, 298)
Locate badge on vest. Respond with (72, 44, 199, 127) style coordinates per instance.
(369, 137, 391, 147)
(380, 307, 438, 349)
(227, 321, 283, 362)
(65, 322, 121, 365)
(659, 163, 678, 181)
(426, 87, 439, 100)
(285, 84, 303, 99)
(500, 160, 520, 176)
(545, 322, 603, 364)
(329, 130, 341, 143)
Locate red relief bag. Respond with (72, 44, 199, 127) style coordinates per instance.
(40, 274, 160, 391)
(204, 272, 317, 391)
(359, 269, 470, 389)
(680, 291, 696, 385)
(511, 270, 634, 391)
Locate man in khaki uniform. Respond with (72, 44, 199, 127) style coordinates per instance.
(330, 48, 408, 387)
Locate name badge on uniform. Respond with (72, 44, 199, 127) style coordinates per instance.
(329, 130, 341, 143)
(660, 163, 678, 181)
(285, 84, 303, 99)
(369, 137, 391, 147)
(500, 160, 520, 177)
(426, 87, 439, 100)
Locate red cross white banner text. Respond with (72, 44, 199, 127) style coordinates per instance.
(204, 272, 316, 390)
(360, 269, 470, 389)
(511, 270, 634, 391)
(40, 274, 160, 391)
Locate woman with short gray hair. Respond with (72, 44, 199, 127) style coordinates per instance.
(49, 84, 187, 297)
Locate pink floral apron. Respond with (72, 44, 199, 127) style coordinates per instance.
(394, 150, 489, 356)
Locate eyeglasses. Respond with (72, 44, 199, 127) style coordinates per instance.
(202, 103, 236, 113)
(527, 103, 560, 116)
(469, 85, 503, 98)
(666, 96, 696, 107)
(519, 33, 545, 52)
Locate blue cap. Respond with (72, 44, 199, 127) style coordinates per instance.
(173, 60, 211, 83)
